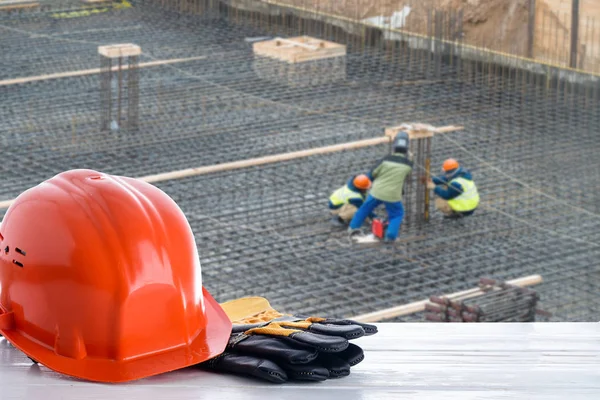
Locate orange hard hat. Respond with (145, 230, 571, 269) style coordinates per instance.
(353, 174, 372, 190)
(442, 158, 460, 172)
(0, 169, 231, 383)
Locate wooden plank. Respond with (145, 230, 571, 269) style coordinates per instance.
(0, 55, 207, 87)
(0, 136, 390, 209)
(137, 136, 389, 183)
(0, 1, 39, 11)
(0, 124, 461, 209)
(350, 274, 543, 322)
(0, 123, 461, 209)
(98, 43, 142, 58)
(0, 0, 38, 4)
(384, 124, 464, 139)
(274, 37, 323, 50)
(290, 49, 345, 63)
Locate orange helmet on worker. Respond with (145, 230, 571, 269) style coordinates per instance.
(442, 158, 460, 173)
(428, 159, 480, 218)
(328, 174, 374, 226)
(0, 169, 231, 383)
(353, 174, 372, 190)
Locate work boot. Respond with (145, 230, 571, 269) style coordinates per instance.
(330, 216, 347, 228)
(383, 237, 398, 244)
(347, 228, 362, 238)
(443, 213, 464, 220)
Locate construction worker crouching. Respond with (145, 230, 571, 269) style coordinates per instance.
(348, 132, 413, 243)
(427, 158, 479, 218)
(328, 174, 373, 225)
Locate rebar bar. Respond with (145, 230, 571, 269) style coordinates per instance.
(127, 54, 140, 130)
(425, 278, 546, 323)
(99, 55, 112, 132)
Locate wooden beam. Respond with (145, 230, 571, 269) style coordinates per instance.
(0, 136, 391, 210)
(0, 1, 39, 11)
(0, 56, 207, 87)
(385, 124, 464, 140)
(274, 37, 325, 50)
(0, 122, 463, 210)
(350, 274, 543, 323)
(138, 137, 390, 183)
(98, 43, 141, 58)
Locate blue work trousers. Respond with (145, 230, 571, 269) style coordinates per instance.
(349, 194, 405, 240)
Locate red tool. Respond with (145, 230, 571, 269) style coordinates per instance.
(371, 218, 389, 239)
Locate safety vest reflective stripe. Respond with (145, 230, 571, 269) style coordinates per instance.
(329, 185, 362, 206)
(447, 177, 479, 212)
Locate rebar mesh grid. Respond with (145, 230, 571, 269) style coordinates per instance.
(0, 0, 599, 322)
(148, 147, 600, 321)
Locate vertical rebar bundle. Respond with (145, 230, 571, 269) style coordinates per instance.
(127, 55, 140, 130)
(387, 124, 440, 228)
(99, 55, 112, 132)
(98, 44, 141, 133)
(406, 135, 431, 228)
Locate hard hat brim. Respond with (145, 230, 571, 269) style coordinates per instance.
(0, 286, 232, 383)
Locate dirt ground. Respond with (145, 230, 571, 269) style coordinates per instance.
(271, 0, 529, 53)
(270, 0, 600, 71)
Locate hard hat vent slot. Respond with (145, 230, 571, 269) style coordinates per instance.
(4, 246, 8, 254)
(13, 260, 23, 268)
(0, 232, 3, 240)
(15, 248, 26, 256)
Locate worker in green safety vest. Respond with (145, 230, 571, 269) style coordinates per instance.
(328, 174, 374, 226)
(427, 158, 479, 219)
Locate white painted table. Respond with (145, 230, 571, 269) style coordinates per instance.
(1, 323, 599, 399)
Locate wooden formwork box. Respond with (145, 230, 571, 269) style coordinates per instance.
(252, 36, 347, 87)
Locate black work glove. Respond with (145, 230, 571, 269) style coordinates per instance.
(197, 297, 377, 383)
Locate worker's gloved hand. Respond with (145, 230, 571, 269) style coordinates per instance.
(426, 180, 436, 190)
(197, 297, 377, 383)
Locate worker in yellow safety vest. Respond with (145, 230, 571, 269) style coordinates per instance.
(328, 174, 375, 226)
(427, 158, 479, 219)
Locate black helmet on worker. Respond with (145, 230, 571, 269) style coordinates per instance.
(393, 131, 409, 154)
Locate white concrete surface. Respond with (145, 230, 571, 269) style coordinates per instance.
(1, 323, 599, 399)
